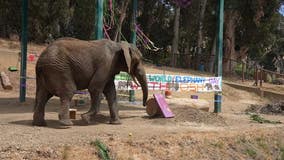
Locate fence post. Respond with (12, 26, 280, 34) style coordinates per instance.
(242, 61, 244, 82)
(260, 68, 263, 87)
(229, 59, 232, 74)
(255, 65, 258, 86)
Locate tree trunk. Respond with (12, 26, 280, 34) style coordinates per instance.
(223, 10, 239, 74)
(185, 43, 191, 68)
(196, 0, 207, 69)
(113, 0, 130, 42)
(171, 6, 180, 67)
(208, 35, 217, 73)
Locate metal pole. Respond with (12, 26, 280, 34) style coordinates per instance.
(214, 0, 224, 113)
(129, 0, 137, 102)
(95, 0, 104, 40)
(20, 0, 28, 102)
(131, 0, 137, 44)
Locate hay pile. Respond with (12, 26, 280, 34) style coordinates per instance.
(151, 105, 226, 126)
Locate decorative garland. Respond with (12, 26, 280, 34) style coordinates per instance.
(136, 24, 161, 51)
(102, 0, 161, 52)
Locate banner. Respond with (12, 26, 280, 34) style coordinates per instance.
(114, 72, 222, 92)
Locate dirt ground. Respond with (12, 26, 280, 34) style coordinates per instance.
(0, 39, 284, 160)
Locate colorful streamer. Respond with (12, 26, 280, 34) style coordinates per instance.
(136, 24, 161, 51)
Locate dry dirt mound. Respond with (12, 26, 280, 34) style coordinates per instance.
(246, 101, 284, 115)
(151, 105, 226, 126)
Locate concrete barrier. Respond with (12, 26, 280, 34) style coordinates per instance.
(224, 81, 284, 101)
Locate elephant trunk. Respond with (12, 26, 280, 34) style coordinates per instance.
(134, 66, 148, 106)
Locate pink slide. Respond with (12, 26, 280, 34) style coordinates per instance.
(153, 94, 174, 118)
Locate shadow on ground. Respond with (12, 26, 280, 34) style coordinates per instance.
(10, 113, 140, 129)
(0, 97, 145, 114)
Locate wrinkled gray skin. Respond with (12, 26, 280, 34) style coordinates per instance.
(33, 38, 148, 126)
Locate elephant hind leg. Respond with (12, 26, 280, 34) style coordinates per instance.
(58, 95, 74, 126)
(33, 88, 53, 126)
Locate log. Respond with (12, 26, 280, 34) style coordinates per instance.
(146, 98, 162, 117)
(0, 72, 13, 90)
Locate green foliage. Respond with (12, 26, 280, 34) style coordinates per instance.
(245, 148, 257, 158)
(0, 0, 21, 37)
(236, 0, 281, 59)
(72, 0, 96, 40)
(90, 139, 110, 160)
(234, 63, 254, 79)
(0, 0, 282, 69)
(137, 0, 174, 64)
(210, 141, 224, 149)
(28, 0, 72, 42)
(256, 138, 269, 152)
(250, 114, 282, 124)
(280, 145, 284, 160)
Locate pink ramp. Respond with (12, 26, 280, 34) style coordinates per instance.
(153, 94, 174, 118)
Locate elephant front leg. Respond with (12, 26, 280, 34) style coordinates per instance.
(81, 91, 102, 124)
(103, 79, 121, 124)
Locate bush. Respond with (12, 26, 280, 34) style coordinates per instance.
(234, 63, 255, 79)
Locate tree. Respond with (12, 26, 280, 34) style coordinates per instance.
(196, 0, 208, 69)
(0, 1, 21, 38)
(113, 0, 131, 42)
(171, 6, 180, 67)
(28, 0, 71, 42)
(72, 0, 96, 40)
(223, 0, 281, 73)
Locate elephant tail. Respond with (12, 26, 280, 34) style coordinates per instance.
(34, 67, 42, 111)
(35, 66, 43, 87)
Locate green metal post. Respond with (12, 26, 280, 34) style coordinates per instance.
(20, 0, 28, 102)
(131, 0, 137, 44)
(95, 0, 104, 40)
(129, 0, 138, 102)
(214, 0, 224, 113)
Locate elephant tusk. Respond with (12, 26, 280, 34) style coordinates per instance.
(131, 75, 140, 87)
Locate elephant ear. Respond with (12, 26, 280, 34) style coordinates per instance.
(120, 41, 131, 73)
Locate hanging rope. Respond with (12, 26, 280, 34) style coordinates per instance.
(135, 24, 161, 51)
(102, 0, 161, 52)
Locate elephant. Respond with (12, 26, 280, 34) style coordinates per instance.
(33, 38, 148, 126)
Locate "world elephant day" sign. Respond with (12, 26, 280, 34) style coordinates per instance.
(115, 72, 222, 92)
